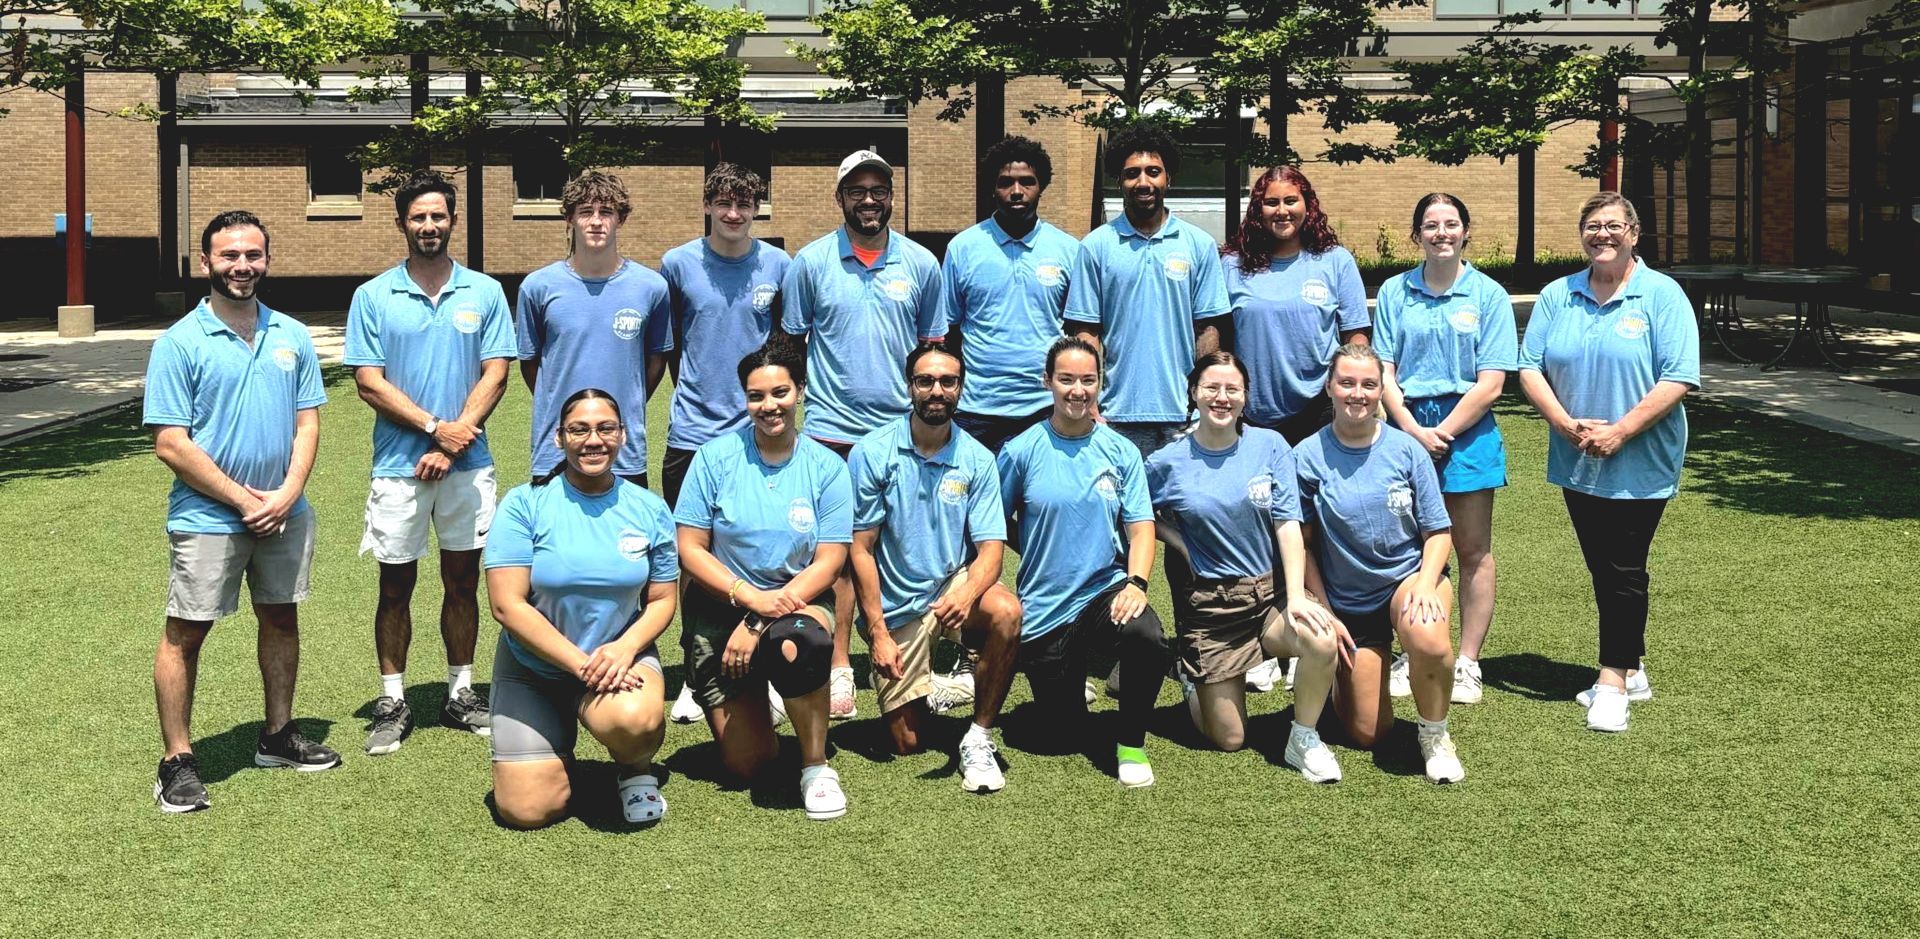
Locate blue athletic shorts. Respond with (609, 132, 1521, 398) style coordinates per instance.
(1409, 394, 1506, 494)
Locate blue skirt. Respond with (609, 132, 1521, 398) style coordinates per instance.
(1409, 394, 1507, 493)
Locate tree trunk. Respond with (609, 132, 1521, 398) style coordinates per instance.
(975, 70, 1006, 221)
(1269, 60, 1289, 159)
(1684, 0, 1713, 262)
(1517, 146, 1536, 271)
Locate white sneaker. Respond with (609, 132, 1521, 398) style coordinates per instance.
(958, 734, 1005, 794)
(1083, 681, 1098, 706)
(670, 684, 702, 724)
(828, 665, 857, 720)
(1283, 723, 1342, 783)
(1451, 657, 1484, 705)
(1418, 730, 1466, 783)
(1283, 657, 1298, 691)
(1585, 684, 1630, 732)
(1245, 658, 1281, 693)
(1576, 665, 1652, 706)
(1388, 653, 1412, 698)
(767, 684, 788, 728)
(1116, 746, 1155, 789)
(928, 671, 975, 714)
(800, 764, 847, 820)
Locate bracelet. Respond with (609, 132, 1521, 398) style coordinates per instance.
(727, 578, 748, 607)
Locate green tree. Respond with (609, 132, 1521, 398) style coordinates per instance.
(354, 0, 769, 182)
(1203, 0, 1401, 167)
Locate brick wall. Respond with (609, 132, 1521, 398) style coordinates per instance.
(0, 74, 159, 240)
(904, 77, 1101, 239)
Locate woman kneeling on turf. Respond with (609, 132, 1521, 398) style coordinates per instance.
(484, 388, 678, 828)
(1297, 344, 1466, 783)
(1146, 352, 1346, 782)
(675, 346, 849, 820)
(996, 336, 1172, 788)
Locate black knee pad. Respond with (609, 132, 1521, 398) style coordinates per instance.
(760, 613, 831, 699)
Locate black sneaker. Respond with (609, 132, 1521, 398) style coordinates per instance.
(254, 721, 342, 771)
(364, 696, 413, 755)
(442, 686, 492, 737)
(155, 754, 211, 813)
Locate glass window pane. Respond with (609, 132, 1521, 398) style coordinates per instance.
(1568, 0, 1632, 15)
(1432, 0, 1500, 16)
(1504, 0, 1562, 16)
(743, 0, 810, 16)
(309, 146, 362, 201)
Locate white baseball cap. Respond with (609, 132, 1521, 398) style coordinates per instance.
(836, 149, 894, 185)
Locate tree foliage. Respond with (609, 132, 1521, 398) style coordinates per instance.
(1202, 0, 1402, 166)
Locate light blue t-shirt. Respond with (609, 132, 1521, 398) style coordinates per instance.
(850, 417, 1008, 630)
(661, 238, 790, 452)
(943, 217, 1076, 419)
(997, 421, 1153, 641)
(674, 427, 854, 590)
(1295, 423, 1452, 612)
(1225, 246, 1370, 424)
(344, 262, 516, 477)
(1063, 213, 1229, 423)
(483, 478, 680, 680)
(1374, 262, 1518, 400)
(780, 228, 948, 444)
(1519, 263, 1701, 500)
(142, 301, 328, 534)
(1146, 427, 1302, 581)
(515, 259, 674, 476)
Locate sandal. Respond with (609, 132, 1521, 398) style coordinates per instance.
(618, 773, 666, 824)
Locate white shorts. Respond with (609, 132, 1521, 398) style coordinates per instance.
(359, 465, 497, 564)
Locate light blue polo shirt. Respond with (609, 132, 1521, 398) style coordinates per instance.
(850, 417, 1007, 630)
(515, 259, 674, 477)
(1064, 213, 1229, 423)
(674, 427, 854, 590)
(780, 228, 948, 444)
(1225, 246, 1370, 424)
(483, 478, 680, 680)
(344, 261, 516, 478)
(142, 300, 328, 534)
(997, 421, 1153, 641)
(1519, 263, 1700, 500)
(944, 217, 1077, 419)
(1294, 423, 1452, 612)
(661, 238, 791, 452)
(1146, 427, 1302, 581)
(1374, 262, 1518, 400)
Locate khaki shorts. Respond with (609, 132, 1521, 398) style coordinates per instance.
(1173, 571, 1280, 684)
(166, 511, 317, 621)
(861, 568, 975, 714)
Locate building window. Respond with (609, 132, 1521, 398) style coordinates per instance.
(1433, 0, 1638, 16)
(308, 145, 362, 203)
(513, 140, 567, 205)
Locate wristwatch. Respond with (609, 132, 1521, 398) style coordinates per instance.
(745, 613, 769, 635)
(423, 417, 440, 436)
(1127, 574, 1150, 592)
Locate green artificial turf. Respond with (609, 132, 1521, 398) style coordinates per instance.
(2, 365, 1915, 937)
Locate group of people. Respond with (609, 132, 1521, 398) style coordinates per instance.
(141, 125, 1701, 826)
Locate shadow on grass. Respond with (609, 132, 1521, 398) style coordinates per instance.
(1479, 652, 1594, 702)
(480, 761, 673, 833)
(191, 717, 337, 785)
(0, 402, 149, 488)
(1682, 397, 1920, 521)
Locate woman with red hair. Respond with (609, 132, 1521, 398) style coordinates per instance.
(1222, 167, 1370, 446)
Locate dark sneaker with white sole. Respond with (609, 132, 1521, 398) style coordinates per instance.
(255, 721, 342, 771)
(365, 696, 414, 755)
(155, 754, 211, 813)
(442, 686, 492, 737)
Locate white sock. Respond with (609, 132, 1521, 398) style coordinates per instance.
(1292, 720, 1317, 738)
(963, 721, 991, 746)
(381, 672, 405, 701)
(448, 665, 474, 695)
(1417, 715, 1448, 737)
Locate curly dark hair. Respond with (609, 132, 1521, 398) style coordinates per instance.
(393, 172, 456, 219)
(1224, 165, 1340, 274)
(562, 170, 631, 222)
(980, 135, 1053, 189)
(704, 162, 767, 205)
(736, 342, 807, 390)
(1103, 123, 1181, 178)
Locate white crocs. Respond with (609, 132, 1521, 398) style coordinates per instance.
(618, 773, 666, 824)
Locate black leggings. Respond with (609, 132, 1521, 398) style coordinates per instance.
(1022, 582, 1173, 749)
(1563, 489, 1669, 669)
(754, 613, 833, 700)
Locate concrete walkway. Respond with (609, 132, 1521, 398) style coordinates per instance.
(2, 303, 1918, 456)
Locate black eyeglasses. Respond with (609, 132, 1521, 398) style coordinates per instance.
(841, 186, 892, 203)
(911, 375, 961, 391)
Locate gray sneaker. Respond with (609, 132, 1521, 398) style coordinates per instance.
(442, 686, 492, 737)
(365, 696, 413, 755)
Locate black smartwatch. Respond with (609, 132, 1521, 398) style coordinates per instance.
(1126, 574, 1149, 592)
(744, 612, 769, 635)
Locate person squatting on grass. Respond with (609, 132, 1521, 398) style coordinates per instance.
(673, 346, 850, 821)
(1518, 191, 1699, 734)
(1297, 343, 1467, 784)
(148, 210, 339, 814)
(996, 336, 1174, 788)
(1374, 193, 1519, 708)
(484, 389, 678, 829)
(1146, 351, 1346, 782)
(849, 343, 1023, 794)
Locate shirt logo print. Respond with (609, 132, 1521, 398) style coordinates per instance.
(938, 469, 970, 505)
(617, 528, 649, 562)
(1246, 472, 1274, 509)
(1614, 311, 1650, 341)
(1301, 279, 1332, 305)
(1034, 261, 1064, 288)
(1162, 255, 1191, 282)
(270, 343, 298, 373)
(612, 308, 644, 340)
(1449, 305, 1481, 334)
(752, 283, 778, 313)
(881, 278, 914, 302)
(1386, 481, 1414, 519)
(451, 307, 484, 334)
(787, 497, 817, 534)
(1092, 466, 1121, 503)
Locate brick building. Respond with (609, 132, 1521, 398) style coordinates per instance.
(6, 2, 1720, 320)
